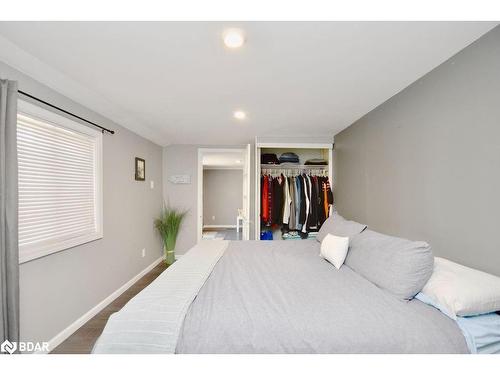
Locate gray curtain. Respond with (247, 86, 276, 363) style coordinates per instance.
(0, 79, 19, 346)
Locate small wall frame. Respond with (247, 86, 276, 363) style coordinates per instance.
(135, 157, 145, 181)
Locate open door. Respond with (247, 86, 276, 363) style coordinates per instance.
(197, 146, 251, 242)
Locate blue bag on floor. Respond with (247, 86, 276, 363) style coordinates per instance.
(260, 230, 273, 240)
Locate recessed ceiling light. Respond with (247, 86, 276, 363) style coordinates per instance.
(235, 159, 242, 164)
(223, 28, 245, 49)
(233, 110, 246, 120)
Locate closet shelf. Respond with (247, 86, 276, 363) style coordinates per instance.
(260, 164, 328, 169)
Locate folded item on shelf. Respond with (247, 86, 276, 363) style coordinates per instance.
(261, 153, 280, 165)
(304, 158, 328, 165)
(279, 152, 299, 164)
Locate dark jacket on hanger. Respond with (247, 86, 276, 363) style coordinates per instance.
(272, 176, 284, 225)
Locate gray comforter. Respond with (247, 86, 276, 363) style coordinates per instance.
(177, 240, 468, 353)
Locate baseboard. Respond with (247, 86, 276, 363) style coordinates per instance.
(40, 256, 164, 354)
(203, 225, 237, 229)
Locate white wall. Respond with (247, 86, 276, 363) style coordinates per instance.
(1, 60, 164, 344)
(203, 169, 243, 226)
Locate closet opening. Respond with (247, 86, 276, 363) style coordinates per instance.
(255, 141, 334, 241)
(197, 146, 251, 242)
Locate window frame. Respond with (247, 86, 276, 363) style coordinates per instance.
(17, 100, 103, 263)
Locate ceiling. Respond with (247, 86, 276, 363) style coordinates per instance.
(203, 150, 245, 168)
(0, 22, 497, 146)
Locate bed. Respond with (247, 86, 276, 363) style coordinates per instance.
(92, 238, 471, 354)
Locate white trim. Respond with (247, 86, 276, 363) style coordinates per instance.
(17, 100, 104, 264)
(197, 147, 250, 244)
(197, 148, 203, 244)
(254, 142, 261, 240)
(256, 142, 333, 149)
(254, 139, 334, 240)
(203, 225, 237, 229)
(243, 143, 251, 240)
(202, 166, 244, 170)
(38, 256, 164, 354)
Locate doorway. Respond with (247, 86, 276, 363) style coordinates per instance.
(197, 146, 251, 242)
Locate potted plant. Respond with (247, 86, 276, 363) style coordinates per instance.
(154, 206, 187, 265)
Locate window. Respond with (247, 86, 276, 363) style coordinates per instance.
(17, 100, 103, 263)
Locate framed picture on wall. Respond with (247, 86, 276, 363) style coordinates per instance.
(135, 157, 145, 181)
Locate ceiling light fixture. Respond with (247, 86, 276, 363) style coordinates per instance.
(223, 28, 245, 49)
(233, 110, 246, 120)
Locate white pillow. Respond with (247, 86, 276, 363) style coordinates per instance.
(320, 234, 349, 269)
(421, 257, 500, 318)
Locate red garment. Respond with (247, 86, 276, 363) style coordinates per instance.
(323, 182, 329, 219)
(322, 179, 334, 218)
(267, 175, 273, 225)
(262, 175, 269, 223)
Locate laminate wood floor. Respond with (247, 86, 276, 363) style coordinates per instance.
(50, 261, 168, 354)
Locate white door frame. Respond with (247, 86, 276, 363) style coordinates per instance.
(197, 146, 251, 243)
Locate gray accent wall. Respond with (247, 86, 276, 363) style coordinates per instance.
(334, 26, 500, 276)
(203, 169, 243, 226)
(0, 61, 164, 344)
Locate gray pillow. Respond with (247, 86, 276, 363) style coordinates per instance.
(316, 213, 367, 242)
(345, 229, 434, 300)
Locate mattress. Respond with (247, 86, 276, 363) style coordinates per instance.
(176, 240, 468, 353)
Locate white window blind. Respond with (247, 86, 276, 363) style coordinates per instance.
(17, 100, 103, 263)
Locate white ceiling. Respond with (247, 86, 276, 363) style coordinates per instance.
(0, 22, 497, 146)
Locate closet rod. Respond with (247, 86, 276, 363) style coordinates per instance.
(260, 164, 328, 169)
(18, 90, 115, 135)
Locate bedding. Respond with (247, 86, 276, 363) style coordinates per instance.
(316, 212, 367, 242)
(345, 229, 434, 300)
(421, 257, 500, 318)
(176, 240, 466, 353)
(93, 240, 229, 353)
(320, 233, 349, 269)
(457, 313, 500, 354)
(415, 292, 500, 354)
(94, 240, 468, 354)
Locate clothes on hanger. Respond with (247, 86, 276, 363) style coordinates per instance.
(283, 176, 291, 225)
(260, 170, 333, 238)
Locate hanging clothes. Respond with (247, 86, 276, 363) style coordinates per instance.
(267, 175, 273, 225)
(282, 175, 291, 225)
(308, 175, 319, 231)
(295, 176, 302, 230)
(301, 174, 310, 234)
(289, 176, 297, 230)
(322, 178, 334, 220)
(272, 175, 284, 225)
(261, 175, 269, 224)
(260, 169, 333, 237)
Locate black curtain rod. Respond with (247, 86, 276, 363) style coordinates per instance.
(18, 90, 115, 135)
